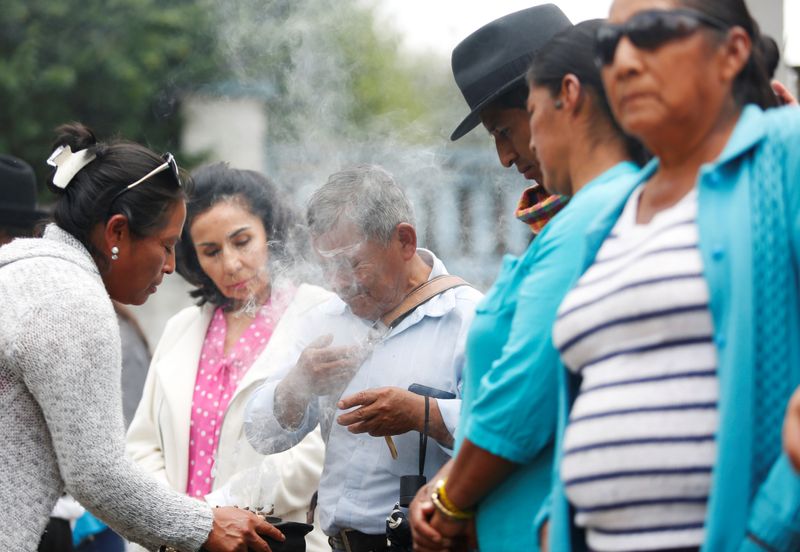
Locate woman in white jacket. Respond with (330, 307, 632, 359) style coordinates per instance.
(127, 163, 329, 552)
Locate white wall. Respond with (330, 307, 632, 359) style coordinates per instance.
(784, 0, 800, 67)
(747, 0, 794, 88)
(181, 95, 268, 171)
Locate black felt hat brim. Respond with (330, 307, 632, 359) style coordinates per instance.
(448, 4, 572, 141)
(450, 74, 527, 141)
(0, 207, 49, 229)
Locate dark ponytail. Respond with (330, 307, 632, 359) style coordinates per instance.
(48, 122, 187, 265)
(681, 0, 777, 109)
(527, 20, 649, 166)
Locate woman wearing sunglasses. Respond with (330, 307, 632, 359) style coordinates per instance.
(0, 123, 284, 552)
(545, 1, 800, 552)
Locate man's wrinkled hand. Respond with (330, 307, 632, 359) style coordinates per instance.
(294, 334, 364, 396)
(337, 387, 423, 436)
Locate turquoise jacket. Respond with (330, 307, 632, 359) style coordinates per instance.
(545, 105, 800, 551)
(456, 162, 639, 552)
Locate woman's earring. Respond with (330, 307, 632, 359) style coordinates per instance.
(111, 246, 119, 261)
(554, 100, 563, 109)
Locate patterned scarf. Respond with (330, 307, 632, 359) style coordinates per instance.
(515, 184, 570, 234)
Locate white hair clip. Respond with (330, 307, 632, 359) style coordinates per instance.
(46, 145, 97, 189)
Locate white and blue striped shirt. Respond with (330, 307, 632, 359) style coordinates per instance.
(553, 187, 718, 552)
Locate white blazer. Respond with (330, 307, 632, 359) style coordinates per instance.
(126, 284, 331, 552)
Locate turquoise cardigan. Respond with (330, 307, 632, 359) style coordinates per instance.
(545, 105, 800, 552)
(457, 162, 639, 552)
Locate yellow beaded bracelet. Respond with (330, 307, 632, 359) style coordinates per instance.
(431, 478, 475, 520)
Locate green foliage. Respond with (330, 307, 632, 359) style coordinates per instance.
(0, 0, 222, 185)
(328, 3, 428, 133)
(0, 0, 458, 190)
(203, 0, 436, 145)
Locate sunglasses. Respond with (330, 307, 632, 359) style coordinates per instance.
(125, 152, 182, 190)
(108, 152, 182, 207)
(595, 8, 728, 67)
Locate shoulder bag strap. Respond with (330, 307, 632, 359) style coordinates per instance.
(380, 274, 472, 330)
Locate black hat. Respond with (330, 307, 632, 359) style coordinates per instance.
(0, 154, 47, 229)
(450, 4, 572, 141)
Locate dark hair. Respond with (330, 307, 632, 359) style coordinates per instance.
(761, 35, 780, 79)
(527, 20, 649, 166)
(486, 80, 529, 111)
(47, 123, 187, 267)
(680, 0, 777, 108)
(176, 162, 299, 307)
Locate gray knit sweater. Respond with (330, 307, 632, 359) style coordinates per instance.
(0, 225, 213, 551)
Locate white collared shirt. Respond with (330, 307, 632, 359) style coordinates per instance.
(244, 249, 482, 535)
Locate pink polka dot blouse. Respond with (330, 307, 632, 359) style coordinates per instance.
(186, 290, 293, 498)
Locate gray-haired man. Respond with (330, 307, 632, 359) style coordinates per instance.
(245, 165, 482, 552)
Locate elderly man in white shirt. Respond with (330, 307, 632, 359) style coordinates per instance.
(244, 164, 482, 552)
